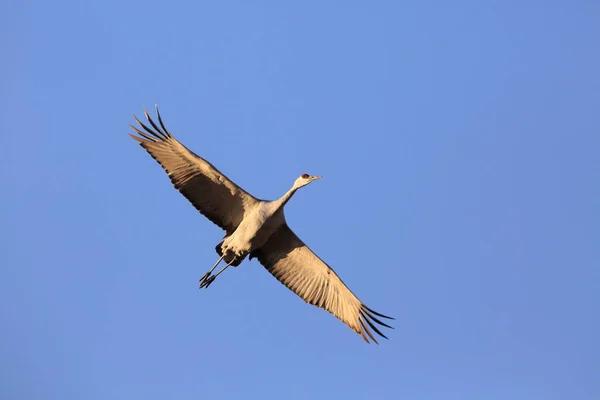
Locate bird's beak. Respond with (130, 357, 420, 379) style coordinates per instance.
(312, 175, 323, 180)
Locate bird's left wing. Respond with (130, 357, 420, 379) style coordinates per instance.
(250, 224, 394, 343)
(129, 107, 259, 235)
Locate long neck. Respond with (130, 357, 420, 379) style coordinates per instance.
(275, 185, 299, 209)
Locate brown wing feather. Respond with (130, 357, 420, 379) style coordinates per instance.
(251, 224, 394, 343)
(129, 106, 258, 234)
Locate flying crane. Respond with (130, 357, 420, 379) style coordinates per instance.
(129, 106, 393, 343)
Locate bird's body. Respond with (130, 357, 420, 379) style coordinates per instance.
(130, 106, 393, 343)
(220, 199, 285, 263)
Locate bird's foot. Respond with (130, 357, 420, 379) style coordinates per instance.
(199, 274, 216, 289)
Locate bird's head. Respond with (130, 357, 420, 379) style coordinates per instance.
(293, 173, 322, 189)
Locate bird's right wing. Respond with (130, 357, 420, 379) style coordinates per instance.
(251, 224, 394, 343)
(129, 107, 259, 235)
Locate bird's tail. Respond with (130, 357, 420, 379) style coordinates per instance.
(215, 240, 244, 267)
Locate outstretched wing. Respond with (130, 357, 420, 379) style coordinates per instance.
(251, 224, 394, 343)
(129, 106, 259, 235)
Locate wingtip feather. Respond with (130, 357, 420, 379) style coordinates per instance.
(154, 105, 173, 137)
(359, 317, 379, 344)
(364, 305, 395, 320)
(128, 133, 145, 143)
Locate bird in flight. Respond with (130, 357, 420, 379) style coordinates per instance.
(129, 106, 393, 343)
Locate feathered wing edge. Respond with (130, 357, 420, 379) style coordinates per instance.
(252, 224, 394, 344)
(129, 105, 173, 143)
(128, 106, 259, 235)
(357, 304, 394, 344)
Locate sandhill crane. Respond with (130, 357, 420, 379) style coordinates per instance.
(129, 106, 393, 343)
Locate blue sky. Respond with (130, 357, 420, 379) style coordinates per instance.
(2, 1, 599, 399)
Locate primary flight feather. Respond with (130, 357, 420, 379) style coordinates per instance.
(130, 106, 393, 343)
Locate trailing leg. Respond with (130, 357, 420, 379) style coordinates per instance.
(199, 254, 225, 287)
(199, 256, 237, 289)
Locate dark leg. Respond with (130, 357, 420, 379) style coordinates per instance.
(199, 254, 225, 287)
(199, 257, 236, 289)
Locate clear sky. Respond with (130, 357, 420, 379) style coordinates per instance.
(1, 1, 598, 399)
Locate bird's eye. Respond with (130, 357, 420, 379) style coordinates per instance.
(301, 173, 309, 179)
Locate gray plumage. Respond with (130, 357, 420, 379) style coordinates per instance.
(130, 106, 393, 343)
